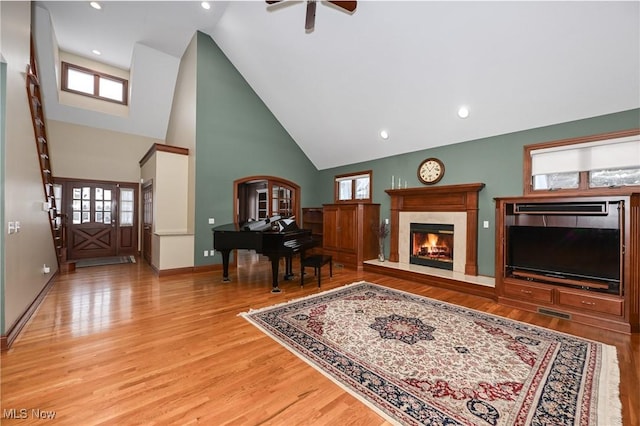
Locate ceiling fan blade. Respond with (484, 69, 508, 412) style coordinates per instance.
(305, 1, 317, 30)
(327, 1, 357, 12)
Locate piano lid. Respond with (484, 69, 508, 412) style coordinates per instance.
(213, 216, 298, 233)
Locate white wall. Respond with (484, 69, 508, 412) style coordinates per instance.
(1, 1, 59, 333)
(165, 33, 197, 233)
(155, 151, 189, 233)
(140, 149, 193, 271)
(47, 120, 161, 183)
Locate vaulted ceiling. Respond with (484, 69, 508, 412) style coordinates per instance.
(35, 1, 640, 170)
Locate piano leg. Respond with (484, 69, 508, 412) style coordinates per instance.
(220, 249, 231, 282)
(283, 255, 294, 280)
(268, 254, 282, 293)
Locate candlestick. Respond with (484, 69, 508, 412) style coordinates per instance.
(391, 175, 395, 190)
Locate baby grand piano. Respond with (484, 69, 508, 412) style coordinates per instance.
(212, 217, 318, 293)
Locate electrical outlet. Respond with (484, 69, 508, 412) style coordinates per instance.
(483, 220, 490, 229)
(208, 218, 215, 225)
(203, 250, 209, 257)
(210, 249, 215, 256)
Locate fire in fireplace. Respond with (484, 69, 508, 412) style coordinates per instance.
(410, 223, 454, 270)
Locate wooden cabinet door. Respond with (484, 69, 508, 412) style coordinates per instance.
(336, 204, 358, 253)
(323, 205, 340, 250)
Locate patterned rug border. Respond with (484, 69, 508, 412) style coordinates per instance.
(239, 281, 622, 425)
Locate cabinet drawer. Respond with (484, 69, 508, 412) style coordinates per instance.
(503, 281, 553, 303)
(557, 290, 623, 316)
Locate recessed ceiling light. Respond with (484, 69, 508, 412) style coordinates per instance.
(201, 2, 211, 10)
(92, 49, 101, 56)
(380, 130, 389, 140)
(457, 106, 470, 119)
(90, 2, 102, 10)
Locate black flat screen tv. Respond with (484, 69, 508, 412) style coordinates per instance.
(506, 226, 620, 291)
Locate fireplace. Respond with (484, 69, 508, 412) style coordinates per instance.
(385, 184, 484, 275)
(410, 223, 454, 270)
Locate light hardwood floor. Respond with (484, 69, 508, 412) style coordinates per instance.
(2, 253, 639, 425)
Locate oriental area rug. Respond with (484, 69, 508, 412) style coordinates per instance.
(240, 281, 621, 426)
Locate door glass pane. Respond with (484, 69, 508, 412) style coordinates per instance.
(95, 187, 103, 200)
(122, 189, 133, 202)
(119, 188, 134, 226)
(104, 190, 112, 201)
(73, 186, 92, 224)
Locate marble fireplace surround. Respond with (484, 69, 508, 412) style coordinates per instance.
(385, 183, 485, 276)
(400, 211, 466, 273)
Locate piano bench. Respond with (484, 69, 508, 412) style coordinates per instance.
(300, 255, 332, 287)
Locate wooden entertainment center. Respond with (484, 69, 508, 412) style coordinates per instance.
(495, 194, 639, 333)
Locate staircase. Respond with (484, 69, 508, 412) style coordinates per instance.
(26, 37, 66, 269)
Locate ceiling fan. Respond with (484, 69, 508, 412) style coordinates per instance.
(266, 1, 357, 31)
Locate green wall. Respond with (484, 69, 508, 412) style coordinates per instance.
(194, 32, 321, 266)
(317, 109, 640, 277)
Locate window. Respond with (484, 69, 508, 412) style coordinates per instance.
(272, 185, 293, 218)
(61, 62, 128, 105)
(524, 130, 640, 196)
(334, 170, 372, 203)
(119, 188, 135, 226)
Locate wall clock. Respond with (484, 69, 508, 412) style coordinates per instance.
(417, 157, 445, 185)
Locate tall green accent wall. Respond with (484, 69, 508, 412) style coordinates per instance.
(194, 32, 320, 267)
(318, 109, 640, 277)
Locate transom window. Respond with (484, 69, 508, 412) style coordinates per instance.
(61, 62, 128, 105)
(334, 170, 372, 203)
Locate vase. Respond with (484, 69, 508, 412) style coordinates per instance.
(378, 238, 385, 262)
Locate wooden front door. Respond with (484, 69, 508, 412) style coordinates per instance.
(60, 179, 138, 260)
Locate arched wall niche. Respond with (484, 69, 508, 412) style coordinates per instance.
(234, 176, 301, 226)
